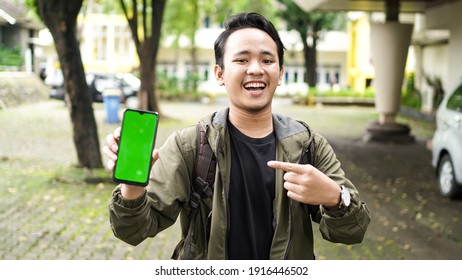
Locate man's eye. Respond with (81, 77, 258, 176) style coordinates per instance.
(262, 59, 273, 64)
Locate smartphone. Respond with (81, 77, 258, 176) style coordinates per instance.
(113, 109, 159, 187)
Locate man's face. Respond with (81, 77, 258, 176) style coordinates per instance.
(214, 28, 284, 114)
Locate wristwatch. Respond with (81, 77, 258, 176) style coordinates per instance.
(338, 185, 351, 210)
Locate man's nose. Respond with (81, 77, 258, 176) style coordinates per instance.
(247, 60, 264, 75)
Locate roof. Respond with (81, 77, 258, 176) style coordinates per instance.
(293, 0, 456, 13)
(0, 0, 42, 29)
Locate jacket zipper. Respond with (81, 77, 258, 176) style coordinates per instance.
(215, 132, 229, 260)
(203, 125, 210, 257)
(283, 145, 309, 259)
(283, 199, 294, 259)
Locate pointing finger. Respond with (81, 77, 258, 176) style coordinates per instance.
(267, 160, 307, 174)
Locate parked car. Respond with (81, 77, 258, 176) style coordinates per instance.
(46, 70, 140, 103)
(87, 72, 140, 103)
(45, 69, 65, 100)
(431, 80, 462, 198)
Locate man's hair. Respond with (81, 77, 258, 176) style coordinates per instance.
(214, 12, 285, 70)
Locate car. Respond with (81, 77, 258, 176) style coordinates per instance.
(46, 70, 140, 103)
(86, 72, 140, 103)
(45, 69, 65, 100)
(431, 79, 462, 198)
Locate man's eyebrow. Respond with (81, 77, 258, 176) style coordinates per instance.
(231, 50, 276, 57)
(232, 50, 250, 57)
(260, 50, 276, 56)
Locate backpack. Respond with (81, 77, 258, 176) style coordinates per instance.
(171, 121, 315, 259)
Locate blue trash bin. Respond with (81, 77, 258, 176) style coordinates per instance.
(103, 89, 121, 123)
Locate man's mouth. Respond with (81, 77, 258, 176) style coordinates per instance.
(244, 82, 266, 91)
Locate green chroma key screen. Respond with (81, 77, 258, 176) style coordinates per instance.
(113, 109, 159, 186)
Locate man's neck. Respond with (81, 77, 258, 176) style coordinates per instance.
(228, 107, 273, 138)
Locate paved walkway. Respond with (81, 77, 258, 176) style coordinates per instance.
(1, 99, 461, 260)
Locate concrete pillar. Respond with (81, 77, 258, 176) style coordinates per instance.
(363, 22, 415, 143)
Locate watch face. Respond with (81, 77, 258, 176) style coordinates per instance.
(341, 186, 351, 207)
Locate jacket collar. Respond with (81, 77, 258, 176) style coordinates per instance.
(206, 108, 313, 139)
(203, 108, 313, 159)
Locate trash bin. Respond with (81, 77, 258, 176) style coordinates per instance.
(103, 88, 121, 123)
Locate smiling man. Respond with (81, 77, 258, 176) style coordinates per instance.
(105, 12, 371, 260)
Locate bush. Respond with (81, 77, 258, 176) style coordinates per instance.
(315, 87, 375, 98)
(0, 45, 23, 69)
(401, 72, 422, 110)
(156, 71, 204, 101)
(292, 86, 375, 106)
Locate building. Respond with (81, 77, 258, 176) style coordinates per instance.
(37, 2, 349, 97)
(346, 12, 416, 93)
(296, 0, 462, 114)
(0, 0, 43, 72)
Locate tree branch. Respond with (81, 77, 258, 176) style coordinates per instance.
(120, 0, 141, 54)
(142, 0, 147, 38)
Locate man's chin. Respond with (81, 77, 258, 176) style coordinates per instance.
(243, 102, 272, 113)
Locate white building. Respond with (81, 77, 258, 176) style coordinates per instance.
(37, 4, 349, 97)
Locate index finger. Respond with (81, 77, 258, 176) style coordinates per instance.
(267, 160, 307, 174)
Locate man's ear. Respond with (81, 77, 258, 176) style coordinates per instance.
(214, 65, 224, 86)
(278, 65, 285, 86)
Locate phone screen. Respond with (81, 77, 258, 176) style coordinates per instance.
(113, 109, 159, 186)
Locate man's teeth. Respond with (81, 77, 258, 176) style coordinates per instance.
(245, 83, 265, 89)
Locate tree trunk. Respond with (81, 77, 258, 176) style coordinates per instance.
(36, 0, 103, 169)
(309, 35, 318, 87)
(124, 0, 166, 113)
(300, 34, 316, 87)
(138, 42, 160, 113)
(190, 0, 199, 97)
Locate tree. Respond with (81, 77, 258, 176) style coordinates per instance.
(162, 0, 205, 97)
(277, 0, 346, 87)
(118, 0, 167, 112)
(33, 0, 103, 169)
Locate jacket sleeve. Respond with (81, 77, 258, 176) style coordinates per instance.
(108, 127, 196, 246)
(313, 133, 371, 244)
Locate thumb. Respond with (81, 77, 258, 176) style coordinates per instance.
(152, 149, 160, 165)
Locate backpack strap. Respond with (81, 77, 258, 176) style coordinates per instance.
(297, 122, 320, 222)
(192, 124, 216, 200)
(297, 120, 316, 166)
(171, 123, 216, 259)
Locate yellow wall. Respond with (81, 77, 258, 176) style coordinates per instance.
(347, 15, 375, 92)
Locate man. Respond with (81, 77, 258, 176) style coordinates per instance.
(104, 12, 371, 260)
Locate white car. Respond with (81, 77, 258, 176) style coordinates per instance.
(432, 80, 462, 198)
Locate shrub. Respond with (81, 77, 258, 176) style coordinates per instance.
(401, 72, 422, 110)
(0, 45, 23, 69)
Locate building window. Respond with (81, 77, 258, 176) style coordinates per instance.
(114, 25, 131, 60)
(95, 26, 107, 60)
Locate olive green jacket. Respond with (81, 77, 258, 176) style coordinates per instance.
(109, 108, 371, 259)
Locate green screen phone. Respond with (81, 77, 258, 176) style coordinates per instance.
(113, 109, 159, 186)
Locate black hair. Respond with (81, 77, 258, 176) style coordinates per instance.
(214, 12, 285, 70)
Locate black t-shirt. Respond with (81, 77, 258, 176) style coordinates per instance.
(227, 122, 276, 260)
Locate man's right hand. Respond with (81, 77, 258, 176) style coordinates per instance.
(103, 127, 121, 172)
(103, 127, 159, 200)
